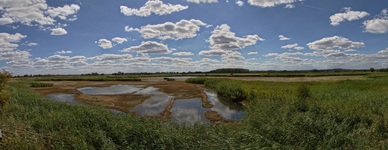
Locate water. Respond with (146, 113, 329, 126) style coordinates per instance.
(46, 94, 82, 105)
(131, 87, 174, 116)
(77, 85, 143, 95)
(170, 98, 209, 125)
(204, 89, 245, 121)
(48, 85, 245, 124)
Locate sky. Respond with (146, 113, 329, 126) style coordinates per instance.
(1, 0, 388, 75)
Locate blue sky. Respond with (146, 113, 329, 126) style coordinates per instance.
(1, 0, 387, 75)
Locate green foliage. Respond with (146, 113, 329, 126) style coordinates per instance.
(29, 82, 54, 87)
(34, 76, 141, 81)
(185, 78, 209, 84)
(2, 75, 388, 149)
(0, 70, 11, 107)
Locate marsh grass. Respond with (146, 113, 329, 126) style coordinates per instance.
(1, 75, 388, 149)
(29, 82, 54, 87)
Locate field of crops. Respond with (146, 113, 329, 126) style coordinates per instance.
(1, 72, 387, 149)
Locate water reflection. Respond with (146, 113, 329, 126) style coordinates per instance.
(170, 98, 209, 125)
(46, 94, 82, 105)
(78, 85, 143, 95)
(130, 87, 174, 117)
(204, 90, 245, 121)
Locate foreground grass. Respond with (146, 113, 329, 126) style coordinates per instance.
(1, 76, 388, 149)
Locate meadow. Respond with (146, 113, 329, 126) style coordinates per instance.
(0, 71, 387, 149)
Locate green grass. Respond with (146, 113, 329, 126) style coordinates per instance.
(33, 75, 141, 81)
(1, 74, 388, 149)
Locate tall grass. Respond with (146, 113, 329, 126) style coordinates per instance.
(1, 75, 387, 148)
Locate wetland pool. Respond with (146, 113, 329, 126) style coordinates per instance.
(47, 84, 245, 125)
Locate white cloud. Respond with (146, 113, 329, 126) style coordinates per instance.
(111, 37, 128, 44)
(172, 52, 194, 56)
(0, 0, 80, 27)
(208, 24, 263, 51)
(127, 19, 207, 40)
(199, 49, 228, 56)
(50, 28, 67, 36)
(0, 50, 30, 60)
(236, 1, 244, 6)
(363, 9, 388, 34)
(26, 42, 38, 46)
(0, 17, 13, 25)
(124, 26, 139, 32)
(121, 41, 172, 54)
(120, 0, 188, 17)
(281, 43, 304, 50)
(285, 4, 295, 9)
(187, 0, 218, 4)
(307, 36, 364, 51)
(0, 32, 26, 51)
(248, 52, 258, 55)
(279, 35, 290, 40)
(91, 54, 133, 61)
(97, 39, 113, 49)
(248, 0, 299, 8)
(46, 4, 80, 21)
(330, 7, 369, 26)
(55, 50, 73, 54)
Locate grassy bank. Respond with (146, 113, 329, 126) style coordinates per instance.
(31, 75, 141, 81)
(0, 75, 387, 149)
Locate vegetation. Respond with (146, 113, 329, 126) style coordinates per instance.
(1, 73, 388, 149)
(0, 70, 11, 107)
(33, 76, 141, 82)
(29, 82, 54, 87)
(209, 68, 249, 73)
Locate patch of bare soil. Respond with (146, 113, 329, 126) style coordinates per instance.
(205, 111, 224, 122)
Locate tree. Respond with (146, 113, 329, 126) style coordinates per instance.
(370, 67, 375, 72)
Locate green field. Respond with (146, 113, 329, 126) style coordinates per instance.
(1, 72, 388, 149)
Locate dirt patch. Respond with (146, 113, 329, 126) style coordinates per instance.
(205, 111, 224, 122)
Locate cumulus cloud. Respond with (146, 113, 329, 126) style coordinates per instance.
(248, 52, 258, 55)
(120, 0, 188, 17)
(50, 28, 67, 35)
(0, 32, 27, 51)
(126, 19, 207, 40)
(199, 49, 228, 56)
(0, 0, 80, 26)
(111, 37, 128, 44)
(172, 52, 194, 56)
(121, 41, 171, 54)
(307, 36, 364, 51)
(97, 39, 113, 49)
(281, 43, 304, 50)
(279, 35, 290, 40)
(55, 50, 73, 54)
(363, 9, 388, 34)
(46, 4, 80, 21)
(330, 7, 369, 26)
(0, 50, 30, 60)
(26, 42, 38, 46)
(0, 17, 13, 25)
(285, 4, 295, 9)
(91, 54, 133, 61)
(236, 1, 244, 6)
(187, 0, 218, 4)
(248, 0, 299, 8)
(209, 24, 263, 51)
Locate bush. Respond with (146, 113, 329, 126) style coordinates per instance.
(0, 70, 11, 106)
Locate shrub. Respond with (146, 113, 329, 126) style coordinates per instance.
(0, 70, 11, 106)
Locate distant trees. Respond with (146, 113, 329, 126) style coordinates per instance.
(370, 68, 375, 72)
(209, 68, 249, 73)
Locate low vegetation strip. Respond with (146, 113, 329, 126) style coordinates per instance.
(29, 82, 54, 87)
(1, 74, 388, 149)
(34, 76, 141, 81)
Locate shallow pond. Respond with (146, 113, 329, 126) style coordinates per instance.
(46, 85, 245, 124)
(78, 85, 143, 95)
